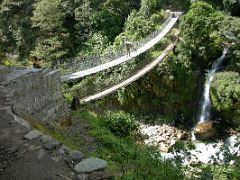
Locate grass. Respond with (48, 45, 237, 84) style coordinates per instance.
(72, 109, 184, 179)
(27, 117, 78, 149)
(25, 108, 240, 179)
(24, 108, 184, 179)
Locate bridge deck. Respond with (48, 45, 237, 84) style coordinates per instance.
(80, 43, 175, 103)
(61, 16, 179, 82)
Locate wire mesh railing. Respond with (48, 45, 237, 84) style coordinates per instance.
(62, 42, 175, 103)
(62, 56, 153, 100)
(57, 15, 173, 75)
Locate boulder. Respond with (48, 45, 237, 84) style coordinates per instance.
(69, 150, 84, 162)
(24, 130, 43, 140)
(58, 145, 71, 155)
(159, 146, 169, 153)
(74, 157, 107, 173)
(43, 138, 61, 150)
(194, 121, 216, 140)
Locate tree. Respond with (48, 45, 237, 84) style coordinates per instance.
(93, 8, 122, 42)
(74, 0, 94, 46)
(0, 0, 35, 61)
(31, 0, 69, 66)
(179, 1, 224, 69)
(103, 0, 141, 22)
(218, 15, 240, 73)
(211, 72, 240, 126)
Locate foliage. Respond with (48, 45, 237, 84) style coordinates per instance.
(136, 113, 175, 125)
(113, 9, 164, 50)
(111, 48, 197, 121)
(0, 0, 35, 61)
(211, 72, 240, 126)
(196, 162, 240, 180)
(31, 0, 69, 66)
(92, 9, 122, 42)
(26, 117, 77, 149)
(72, 110, 184, 179)
(100, 111, 138, 137)
(180, 1, 225, 69)
(219, 16, 240, 44)
(96, 1, 198, 121)
(219, 15, 240, 73)
(0, 0, 141, 63)
(83, 32, 109, 55)
(223, 0, 240, 16)
(74, 0, 93, 44)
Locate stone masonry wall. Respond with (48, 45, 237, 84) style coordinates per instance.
(0, 66, 69, 124)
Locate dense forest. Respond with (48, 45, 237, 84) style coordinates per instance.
(1, 0, 240, 179)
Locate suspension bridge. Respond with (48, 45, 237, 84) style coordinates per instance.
(61, 12, 182, 103)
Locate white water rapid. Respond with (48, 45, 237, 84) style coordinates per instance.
(139, 123, 240, 165)
(198, 48, 228, 123)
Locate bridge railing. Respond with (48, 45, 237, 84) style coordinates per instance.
(57, 15, 173, 75)
(62, 57, 152, 99)
(62, 41, 176, 102)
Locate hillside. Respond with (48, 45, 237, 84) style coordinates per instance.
(0, 0, 240, 179)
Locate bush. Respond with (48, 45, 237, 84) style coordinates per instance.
(211, 72, 240, 126)
(101, 111, 138, 137)
(76, 110, 184, 179)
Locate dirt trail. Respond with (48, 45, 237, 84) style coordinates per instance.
(0, 113, 75, 180)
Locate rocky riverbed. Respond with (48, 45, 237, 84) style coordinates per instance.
(139, 123, 186, 152)
(139, 123, 240, 166)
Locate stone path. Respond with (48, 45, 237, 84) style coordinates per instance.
(0, 108, 108, 180)
(74, 158, 108, 173)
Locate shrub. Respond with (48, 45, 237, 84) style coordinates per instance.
(101, 111, 138, 137)
(211, 72, 240, 126)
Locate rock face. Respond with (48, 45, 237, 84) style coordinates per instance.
(0, 66, 69, 124)
(74, 158, 107, 173)
(194, 121, 216, 140)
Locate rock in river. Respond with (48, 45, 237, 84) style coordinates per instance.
(194, 121, 216, 140)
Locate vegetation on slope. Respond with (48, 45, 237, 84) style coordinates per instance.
(1, 0, 240, 178)
(211, 72, 240, 126)
(73, 110, 184, 179)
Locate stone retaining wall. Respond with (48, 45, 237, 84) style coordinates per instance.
(0, 66, 69, 124)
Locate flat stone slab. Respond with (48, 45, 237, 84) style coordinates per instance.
(24, 130, 43, 140)
(74, 157, 107, 173)
(69, 150, 84, 162)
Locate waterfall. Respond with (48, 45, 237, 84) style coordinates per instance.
(198, 48, 228, 123)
